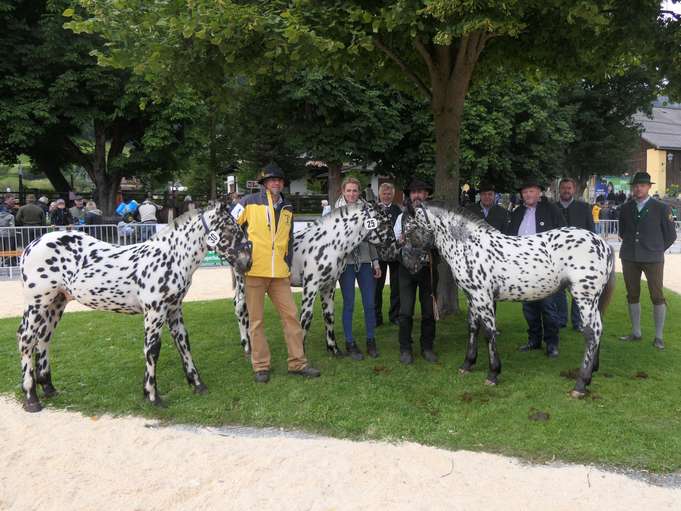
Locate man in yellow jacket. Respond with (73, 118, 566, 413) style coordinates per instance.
(231, 163, 320, 383)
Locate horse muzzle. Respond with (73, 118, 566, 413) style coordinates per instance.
(232, 241, 253, 274)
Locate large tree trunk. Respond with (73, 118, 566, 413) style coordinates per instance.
(32, 156, 72, 196)
(209, 113, 218, 200)
(328, 162, 342, 203)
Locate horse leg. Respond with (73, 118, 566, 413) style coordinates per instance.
(482, 309, 502, 386)
(299, 287, 317, 352)
(142, 307, 167, 406)
(459, 307, 479, 374)
(234, 275, 250, 355)
(167, 306, 207, 394)
(572, 298, 602, 398)
(16, 301, 53, 412)
(320, 287, 342, 356)
(35, 293, 68, 398)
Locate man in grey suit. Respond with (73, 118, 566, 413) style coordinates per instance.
(618, 172, 677, 350)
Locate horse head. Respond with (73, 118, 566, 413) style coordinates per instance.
(361, 201, 396, 248)
(211, 201, 253, 274)
(400, 203, 435, 274)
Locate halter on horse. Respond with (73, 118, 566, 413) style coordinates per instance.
(17, 202, 252, 412)
(402, 202, 615, 397)
(234, 201, 396, 355)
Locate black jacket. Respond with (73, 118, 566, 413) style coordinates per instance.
(618, 197, 677, 263)
(467, 203, 509, 232)
(505, 199, 566, 236)
(558, 200, 595, 232)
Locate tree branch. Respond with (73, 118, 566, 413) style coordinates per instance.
(62, 136, 95, 181)
(373, 37, 431, 99)
(415, 37, 437, 81)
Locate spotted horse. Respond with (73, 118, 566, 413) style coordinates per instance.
(402, 201, 616, 398)
(17, 202, 252, 412)
(234, 201, 396, 356)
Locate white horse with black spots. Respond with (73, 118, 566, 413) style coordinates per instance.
(17, 202, 252, 412)
(402, 202, 615, 397)
(234, 202, 396, 355)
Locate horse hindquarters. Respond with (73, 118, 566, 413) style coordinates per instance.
(16, 294, 67, 412)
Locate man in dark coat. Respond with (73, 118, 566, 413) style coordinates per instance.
(505, 179, 566, 357)
(394, 178, 439, 364)
(556, 177, 595, 330)
(375, 182, 402, 327)
(618, 172, 677, 350)
(466, 181, 509, 231)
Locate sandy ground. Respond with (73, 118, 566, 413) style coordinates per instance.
(2, 257, 681, 510)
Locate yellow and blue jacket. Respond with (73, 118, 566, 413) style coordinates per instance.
(231, 190, 294, 278)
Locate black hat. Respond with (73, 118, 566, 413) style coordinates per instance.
(517, 178, 545, 192)
(257, 162, 286, 184)
(629, 171, 654, 185)
(478, 181, 495, 193)
(404, 178, 433, 194)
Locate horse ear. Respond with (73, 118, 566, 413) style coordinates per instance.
(404, 197, 416, 217)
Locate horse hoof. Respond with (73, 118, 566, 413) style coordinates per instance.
(42, 386, 59, 398)
(331, 348, 345, 358)
(23, 400, 43, 413)
(484, 379, 497, 386)
(570, 390, 586, 399)
(458, 367, 471, 375)
(193, 383, 208, 395)
(149, 397, 166, 408)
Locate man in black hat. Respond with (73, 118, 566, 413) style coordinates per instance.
(505, 178, 566, 357)
(466, 181, 508, 231)
(618, 171, 676, 350)
(394, 178, 439, 364)
(556, 177, 595, 331)
(231, 162, 320, 382)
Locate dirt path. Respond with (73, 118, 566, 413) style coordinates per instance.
(2, 259, 681, 510)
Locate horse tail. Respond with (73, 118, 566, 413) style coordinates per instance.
(598, 244, 616, 316)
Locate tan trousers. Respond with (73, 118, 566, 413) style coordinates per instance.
(245, 276, 307, 372)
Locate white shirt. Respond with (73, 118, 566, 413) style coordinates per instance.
(138, 202, 158, 223)
(636, 196, 651, 212)
(518, 206, 537, 236)
(394, 213, 404, 239)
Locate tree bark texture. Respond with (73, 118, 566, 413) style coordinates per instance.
(327, 162, 342, 204)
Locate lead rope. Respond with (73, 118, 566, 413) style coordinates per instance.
(429, 254, 439, 321)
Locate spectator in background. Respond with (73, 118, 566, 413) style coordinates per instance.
(84, 201, 103, 225)
(375, 182, 402, 328)
(38, 196, 49, 220)
(182, 195, 196, 214)
(16, 194, 45, 227)
(321, 199, 331, 216)
(0, 199, 16, 265)
(50, 199, 73, 226)
(466, 181, 509, 231)
(69, 196, 86, 224)
(138, 195, 160, 223)
(592, 201, 602, 234)
(2, 194, 17, 219)
(556, 178, 595, 330)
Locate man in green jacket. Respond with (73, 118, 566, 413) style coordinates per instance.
(618, 172, 677, 350)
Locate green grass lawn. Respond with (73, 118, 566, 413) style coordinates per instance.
(1, 275, 680, 472)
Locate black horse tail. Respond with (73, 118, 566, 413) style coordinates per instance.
(598, 245, 616, 316)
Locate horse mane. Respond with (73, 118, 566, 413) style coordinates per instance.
(315, 203, 364, 224)
(168, 208, 203, 230)
(424, 200, 494, 232)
